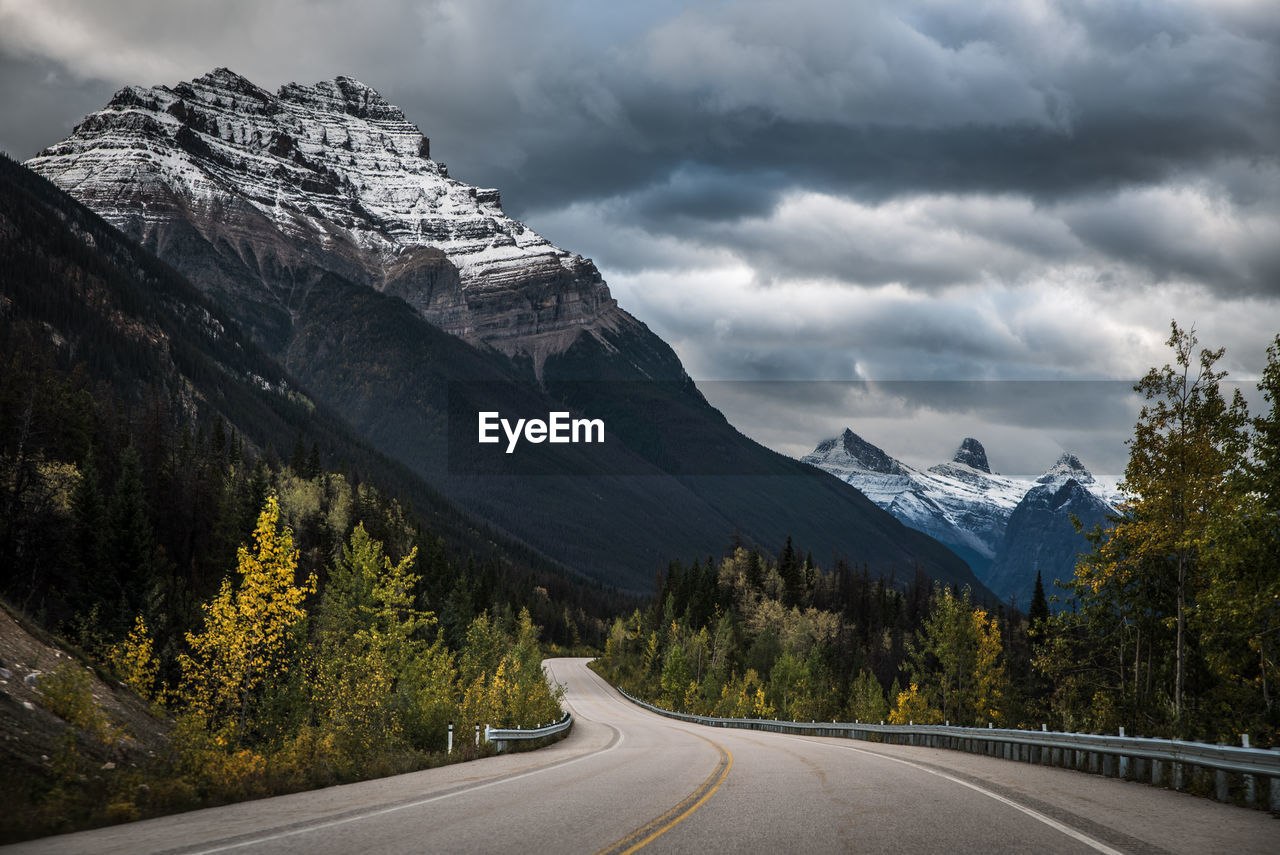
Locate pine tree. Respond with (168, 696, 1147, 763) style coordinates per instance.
(67, 452, 106, 616)
(315, 523, 452, 752)
(745, 548, 764, 592)
(211, 417, 227, 461)
(106, 446, 154, 636)
(1029, 571, 1050, 629)
(305, 441, 321, 479)
(289, 430, 306, 475)
(778, 536, 802, 607)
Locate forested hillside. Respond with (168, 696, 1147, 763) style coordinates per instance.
(0, 152, 617, 841)
(597, 325, 1280, 747)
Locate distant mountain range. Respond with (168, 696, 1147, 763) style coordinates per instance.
(21, 68, 989, 595)
(803, 430, 1120, 606)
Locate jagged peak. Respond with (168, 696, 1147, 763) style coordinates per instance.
(194, 67, 273, 100)
(807, 428, 906, 475)
(951, 437, 990, 473)
(1037, 452, 1094, 485)
(278, 75, 409, 123)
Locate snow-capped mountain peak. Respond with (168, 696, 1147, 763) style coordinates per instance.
(26, 68, 628, 365)
(808, 428, 909, 476)
(1037, 452, 1094, 485)
(804, 430, 1123, 605)
(951, 437, 991, 473)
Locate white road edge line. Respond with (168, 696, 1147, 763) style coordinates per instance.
(186, 724, 625, 855)
(794, 737, 1127, 855)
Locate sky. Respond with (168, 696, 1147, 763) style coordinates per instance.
(2, 0, 1277, 476)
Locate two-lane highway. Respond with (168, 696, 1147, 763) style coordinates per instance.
(7, 658, 1275, 854)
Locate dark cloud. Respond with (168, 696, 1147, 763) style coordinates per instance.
(697, 380, 1149, 476)
(0, 52, 115, 158)
(7, 1, 1276, 211)
(2, 0, 1277, 470)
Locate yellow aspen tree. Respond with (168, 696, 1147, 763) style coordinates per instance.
(110, 615, 159, 701)
(180, 494, 316, 742)
(889, 683, 942, 725)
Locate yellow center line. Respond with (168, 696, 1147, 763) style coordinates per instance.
(593, 733, 733, 855)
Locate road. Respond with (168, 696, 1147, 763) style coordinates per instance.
(7, 658, 1275, 854)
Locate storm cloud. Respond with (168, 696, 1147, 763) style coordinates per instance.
(2, 0, 1277, 472)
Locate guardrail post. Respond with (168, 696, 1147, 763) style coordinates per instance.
(1172, 762, 1184, 791)
(1240, 735, 1256, 804)
(1271, 775, 1280, 813)
(1152, 758, 1162, 786)
(1214, 743, 1229, 801)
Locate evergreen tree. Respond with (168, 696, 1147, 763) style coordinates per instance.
(67, 451, 107, 616)
(744, 548, 764, 592)
(106, 446, 154, 636)
(305, 441, 321, 479)
(1029, 571, 1050, 629)
(778, 536, 802, 607)
(289, 430, 307, 475)
(211, 417, 227, 462)
(315, 523, 453, 754)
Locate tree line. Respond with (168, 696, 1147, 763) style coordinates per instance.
(0, 346, 585, 836)
(596, 324, 1280, 746)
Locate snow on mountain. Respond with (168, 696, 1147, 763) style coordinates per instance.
(1036, 452, 1125, 506)
(988, 478, 1114, 608)
(26, 68, 624, 365)
(802, 430, 1121, 604)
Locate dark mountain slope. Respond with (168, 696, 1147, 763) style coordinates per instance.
(0, 153, 582, 585)
(988, 479, 1113, 609)
(25, 69, 989, 595)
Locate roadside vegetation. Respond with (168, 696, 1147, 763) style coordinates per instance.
(596, 324, 1280, 748)
(1, 490, 564, 842)
(0, 353, 582, 841)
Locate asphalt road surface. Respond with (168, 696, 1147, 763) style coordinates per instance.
(7, 658, 1276, 854)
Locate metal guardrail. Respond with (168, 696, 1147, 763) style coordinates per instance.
(617, 688, 1280, 811)
(484, 712, 573, 753)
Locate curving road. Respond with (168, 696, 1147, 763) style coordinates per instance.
(7, 658, 1275, 854)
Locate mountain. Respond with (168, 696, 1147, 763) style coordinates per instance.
(804, 431, 1027, 576)
(24, 68, 621, 364)
(987, 478, 1114, 608)
(803, 430, 1119, 605)
(24, 69, 987, 594)
(0, 151, 578, 587)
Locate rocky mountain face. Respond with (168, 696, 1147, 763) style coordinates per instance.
(803, 430, 1120, 606)
(22, 71, 989, 594)
(0, 152, 546, 572)
(987, 479, 1114, 608)
(26, 68, 627, 370)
